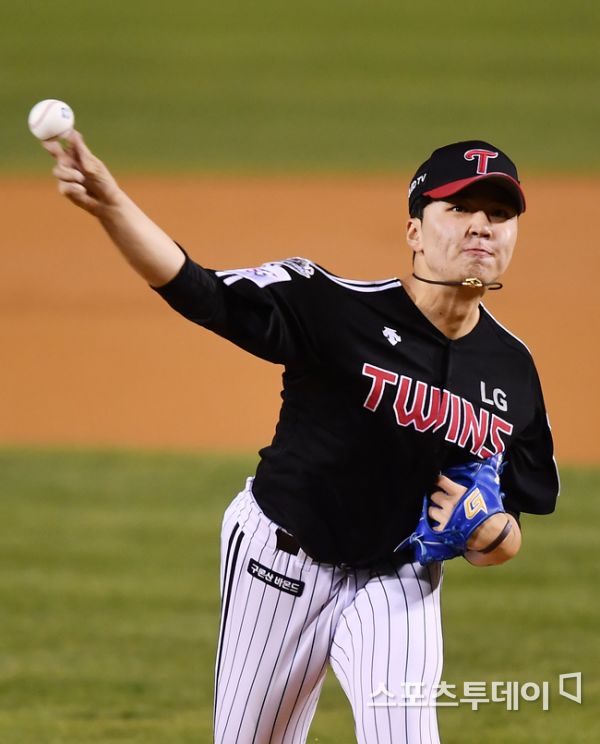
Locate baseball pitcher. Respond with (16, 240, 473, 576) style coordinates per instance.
(42, 134, 558, 744)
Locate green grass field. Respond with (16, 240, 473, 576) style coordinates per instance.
(0, 450, 597, 742)
(3, 0, 600, 172)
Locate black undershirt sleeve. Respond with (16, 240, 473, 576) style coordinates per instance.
(151, 252, 319, 368)
(501, 374, 558, 517)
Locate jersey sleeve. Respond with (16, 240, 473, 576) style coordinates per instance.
(151, 250, 321, 367)
(500, 368, 559, 517)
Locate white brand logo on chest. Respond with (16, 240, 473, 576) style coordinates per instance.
(480, 381, 508, 412)
(382, 327, 402, 346)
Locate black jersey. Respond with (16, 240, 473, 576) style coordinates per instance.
(154, 252, 559, 566)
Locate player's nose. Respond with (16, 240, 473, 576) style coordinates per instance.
(468, 210, 493, 237)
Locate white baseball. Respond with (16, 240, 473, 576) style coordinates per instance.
(28, 99, 75, 140)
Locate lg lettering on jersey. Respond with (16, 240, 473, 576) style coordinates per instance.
(464, 149, 498, 175)
(480, 381, 508, 412)
(362, 363, 513, 458)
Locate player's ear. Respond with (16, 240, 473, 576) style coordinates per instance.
(406, 217, 423, 252)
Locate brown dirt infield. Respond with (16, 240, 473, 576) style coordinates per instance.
(1, 176, 598, 464)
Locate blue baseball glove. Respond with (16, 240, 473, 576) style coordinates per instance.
(397, 454, 506, 566)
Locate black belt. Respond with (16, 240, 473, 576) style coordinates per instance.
(275, 527, 413, 571)
(275, 528, 301, 556)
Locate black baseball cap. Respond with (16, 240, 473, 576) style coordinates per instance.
(408, 140, 526, 216)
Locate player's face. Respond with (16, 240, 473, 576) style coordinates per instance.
(407, 181, 519, 285)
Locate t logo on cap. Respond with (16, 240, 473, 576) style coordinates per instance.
(407, 140, 526, 217)
(464, 149, 498, 175)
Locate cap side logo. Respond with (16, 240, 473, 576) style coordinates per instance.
(408, 173, 427, 197)
(464, 149, 498, 175)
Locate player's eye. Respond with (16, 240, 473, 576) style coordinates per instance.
(449, 205, 466, 213)
(491, 208, 515, 220)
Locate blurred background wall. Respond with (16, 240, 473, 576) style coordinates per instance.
(2, 0, 599, 463)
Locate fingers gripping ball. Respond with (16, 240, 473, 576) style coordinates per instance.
(407, 454, 506, 566)
(28, 99, 75, 141)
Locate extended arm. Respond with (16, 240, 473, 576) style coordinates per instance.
(43, 131, 184, 287)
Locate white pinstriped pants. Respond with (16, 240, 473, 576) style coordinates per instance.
(214, 479, 443, 744)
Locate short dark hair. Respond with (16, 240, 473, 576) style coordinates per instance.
(409, 196, 432, 220)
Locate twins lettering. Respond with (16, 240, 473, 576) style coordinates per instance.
(361, 363, 513, 457)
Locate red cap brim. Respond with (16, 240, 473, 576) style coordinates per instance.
(424, 173, 526, 213)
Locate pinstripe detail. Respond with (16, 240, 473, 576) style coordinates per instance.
(392, 564, 411, 744)
(377, 573, 394, 744)
(426, 565, 438, 744)
(429, 563, 444, 744)
(363, 584, 381, 743)
(215, 518, 240, 712)
(329, 570, 355, 703)
(215, 518, 263, 713)
(222, 581, 270, 735)
(353, 595, 370, 744)
(215, 489, 444, 744)
(217, 528, 272, 738)
(431, 563, 444, 683)
(298, 682, 323, 742)
(350, 569, 370, 744)
(266, 554, 314, 741)
(410, 562, 428, 743)
(331, 638, 350, 665)
(329, 639, 352, 695)
(244, 553, 293, 743)
(287, 562, 332, 743)
(340, 608, 359, 728)
(287, 656, 327, 743)
(297, 656, 329, 742)
(219, 522, 239, 597)
(299, 570, 346, 735)
(214, 525, 244, 727)
(330, 564, 443, 744)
